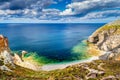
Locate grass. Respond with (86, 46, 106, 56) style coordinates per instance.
(1, 60, 120, 80)
(94, 24, 120, 35)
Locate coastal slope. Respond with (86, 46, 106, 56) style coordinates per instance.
(88, 20, 120, 60)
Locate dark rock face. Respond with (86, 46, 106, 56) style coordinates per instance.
(88, 20, 120, 60)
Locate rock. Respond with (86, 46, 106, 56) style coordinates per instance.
(87, 20, 120, 60)
(2, 50, 14, 66)
(22, 50, 27, 54)
(13, 51, 41, 71)
(115, 74, 120, 78)
(85, 65, 105, 79)
(101, 76, 118, 80)
(99, 51, 112, 60)
(0, 35, 9, 53)
(86, 70, 105, 79)
(0, 34, 40, 71)
(86, 71, 98, 79)
(21, 50, 28, 58)
(13, 53, 23, 64)
(97, 63, 105, 71)
(14, 58, 40, 71)
(0, 65, 12, 72)
(98, 71, 105, 76)
(0, 35, 14, 67)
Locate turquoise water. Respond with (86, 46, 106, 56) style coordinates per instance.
(0, 23, 105, 64)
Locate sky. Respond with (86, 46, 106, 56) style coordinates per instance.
(0, 0, 120, 23)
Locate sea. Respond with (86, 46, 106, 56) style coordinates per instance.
(0, 23, 105, 64)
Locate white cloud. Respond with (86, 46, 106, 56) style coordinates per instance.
(0, 17, 119, 23)
(0, 9, 23, 15)
(61, 0, 120, 16)
(0, 8, 61, 20)
(42, 9, 60, 15)
(23, 9, 38, 17)
(0, 0, 120, 23)
(0, 0, 55, 10)
(82, 10, 120, 19)
(60, 8, 74, 16)
(38, 9, 61, 20)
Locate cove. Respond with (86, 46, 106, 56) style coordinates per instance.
(0, 23, 105, 65)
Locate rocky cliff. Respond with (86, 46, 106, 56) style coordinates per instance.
(88, 20, 120, 60)
(0, 35, 14, 71)
(0, 34, 40, 71)
(1, 21, 120, 79)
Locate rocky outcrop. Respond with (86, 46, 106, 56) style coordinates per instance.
(84, 64, 105, 79)
(101, 76, 117, 80)
(13, 52, 41, 71)
(0, 34, 40, 71)
(0, 65, 12, 72)
(0, 35, 14, 67)
(0, 35, 15, 72)
(87, 20, 120, 60)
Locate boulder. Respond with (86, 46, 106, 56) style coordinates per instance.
(101, 76, 118, 80)
(21, 50, 28, 58)
(86, 69, 105, 79)
(0, 65, 12, 72)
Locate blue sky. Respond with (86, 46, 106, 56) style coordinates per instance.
(0, 0, 120, 23)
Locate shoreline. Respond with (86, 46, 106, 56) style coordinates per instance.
(41, 56, 99, 71)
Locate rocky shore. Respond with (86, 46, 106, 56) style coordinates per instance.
(0, 35, 41, 71)
(88, 20, 120, 61)
(0, 19, 120, 80)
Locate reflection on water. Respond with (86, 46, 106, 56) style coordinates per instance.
(0, 23, 105, 63)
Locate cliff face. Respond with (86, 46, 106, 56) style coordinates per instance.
(88, 20, 120, 60)
(0, 35, 15, 72)
(0, 34, 40, 71)
(0, 35, 14, 66)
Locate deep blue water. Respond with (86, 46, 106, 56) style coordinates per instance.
(0, 23, 105, 62)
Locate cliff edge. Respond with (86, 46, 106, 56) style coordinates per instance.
(0, 35, 14, 71)
(0, 35, 40, 71)
(88, 20, 120, 60)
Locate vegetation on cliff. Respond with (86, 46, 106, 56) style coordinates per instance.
(88, 20, 120, 60)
